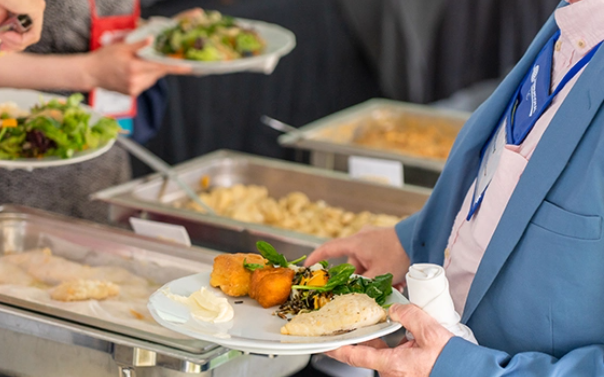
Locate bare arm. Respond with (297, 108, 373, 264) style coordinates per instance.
(0, 52, 95, 91)
(0, 38, 190, 95)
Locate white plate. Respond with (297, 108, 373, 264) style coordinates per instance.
(148, 272, 408, 355)
(126, 17, 296, 76)
(0, 88, 116, 171)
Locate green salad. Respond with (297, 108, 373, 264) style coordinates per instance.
(249, 241, 394, 317)
(0, 93, 121, 159)
(155, 10, 266, 61)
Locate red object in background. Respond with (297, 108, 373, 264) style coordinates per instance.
(88, 0, 140, 119)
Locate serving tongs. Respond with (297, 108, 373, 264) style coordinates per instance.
(0, 14, 33, 34)
(116, 136, 216, 215)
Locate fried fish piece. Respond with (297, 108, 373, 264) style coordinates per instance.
(0, 261, 36, 286)
(50, 279, 120, 302)
(87, 266, 148, 287)
(249, 267, 295, 308)
(1, 249, 92, 285)
(280, 293, 387, 336)
(210, 253, 267, 297)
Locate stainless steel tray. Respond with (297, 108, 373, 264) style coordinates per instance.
(278, 99, 470, 186)
(93, 150, 432, 261)
(0, 204, 221, 355)
(0, 206, 310, 377)
(0, 301, 310, 377)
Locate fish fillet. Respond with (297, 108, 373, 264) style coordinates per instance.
(51, 279, 120, 302)
(281, 293, 387, 336)
(0, 261, 35, 285)
(1, 249, 91, 285)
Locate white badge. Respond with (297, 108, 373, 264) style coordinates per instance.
(475, 122, 506, 200)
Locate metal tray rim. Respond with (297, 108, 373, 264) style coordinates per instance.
(0, 205, 224, 355)
(92, 150, 433, 247)
(0, 302, 237, 364)
(278, 98, 471, 171)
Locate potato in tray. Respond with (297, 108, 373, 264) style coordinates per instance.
(181, 183, 403, 239)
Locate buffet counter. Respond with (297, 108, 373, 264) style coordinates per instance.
(0, 205, 308, 377)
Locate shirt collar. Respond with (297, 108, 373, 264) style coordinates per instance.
(555, 0, 604, 54)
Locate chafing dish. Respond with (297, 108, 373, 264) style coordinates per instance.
(278, 98, 470, 187)
(92, 150, 431, 261)
(0, 205, 308, 377)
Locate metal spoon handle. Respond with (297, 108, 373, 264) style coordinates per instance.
(260, 115, 301, 135)
(116, 136, 216, 215)
(0, 14, 33, 34)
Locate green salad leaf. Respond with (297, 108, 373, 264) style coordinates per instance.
(242, 258, 266, 272)
(292, 263, 356, 292)
(154, 10, 265, 61)
(256, 241, 289, 268)
(289, 255, 307, 265)
(293, 268, 394, 305)
(0, 93, 121, 160)
(246, 241, 394, 306)
(244, 241, 308, 271)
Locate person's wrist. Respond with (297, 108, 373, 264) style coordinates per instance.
(387, 227, 410, 283)
(78, 52, 100, 91)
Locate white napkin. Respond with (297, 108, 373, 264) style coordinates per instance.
(405, 264, 477, 344)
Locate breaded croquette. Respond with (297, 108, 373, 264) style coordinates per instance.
(249, 267, 295, 308)
(210, 253, 267, 297)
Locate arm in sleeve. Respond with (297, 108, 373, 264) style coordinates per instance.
(395, 212, 420, 262)
(431, 336, 604, 377)
(132, 78, 168, 145)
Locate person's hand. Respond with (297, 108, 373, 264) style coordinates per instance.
(0, 0, 45, 52)
(305, 227, 410, 285)
(327, 304, 454, 377)
(84, 37, 192, 97)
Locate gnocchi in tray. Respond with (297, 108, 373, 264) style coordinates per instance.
(177, 183, 402, 238)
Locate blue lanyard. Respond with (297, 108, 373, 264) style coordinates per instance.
(467, 31, 603, 221)
(507, 31, 603, 145)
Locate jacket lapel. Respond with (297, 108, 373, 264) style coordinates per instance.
(433, 12, 560, 221)
(462, 24, 604, 324)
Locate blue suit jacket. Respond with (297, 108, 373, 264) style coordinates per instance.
(395, 3, 604, 375)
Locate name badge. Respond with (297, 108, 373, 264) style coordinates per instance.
(467, 29, 603, 220)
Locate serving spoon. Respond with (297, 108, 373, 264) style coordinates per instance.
(116, 136, 216, 215)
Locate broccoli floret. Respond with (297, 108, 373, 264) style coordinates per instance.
(185, 45, 222, 61)
(235, 32, 263, 54)
(169, 30, 184, 52)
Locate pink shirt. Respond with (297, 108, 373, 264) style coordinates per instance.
(444, 0, 604, 315)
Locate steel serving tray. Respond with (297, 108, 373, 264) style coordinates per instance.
(278, 98, 470, 186)
(92, 150, 432, 261)
(0, 206, 311, 377)
(0, 204, 221, 355)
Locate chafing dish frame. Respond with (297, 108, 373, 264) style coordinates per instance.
(92, 150, 432, 261)
(0, 205, 310, 376)
(278, 98, 470, 183)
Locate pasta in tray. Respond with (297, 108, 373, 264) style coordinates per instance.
(177, 183, 403, 238)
